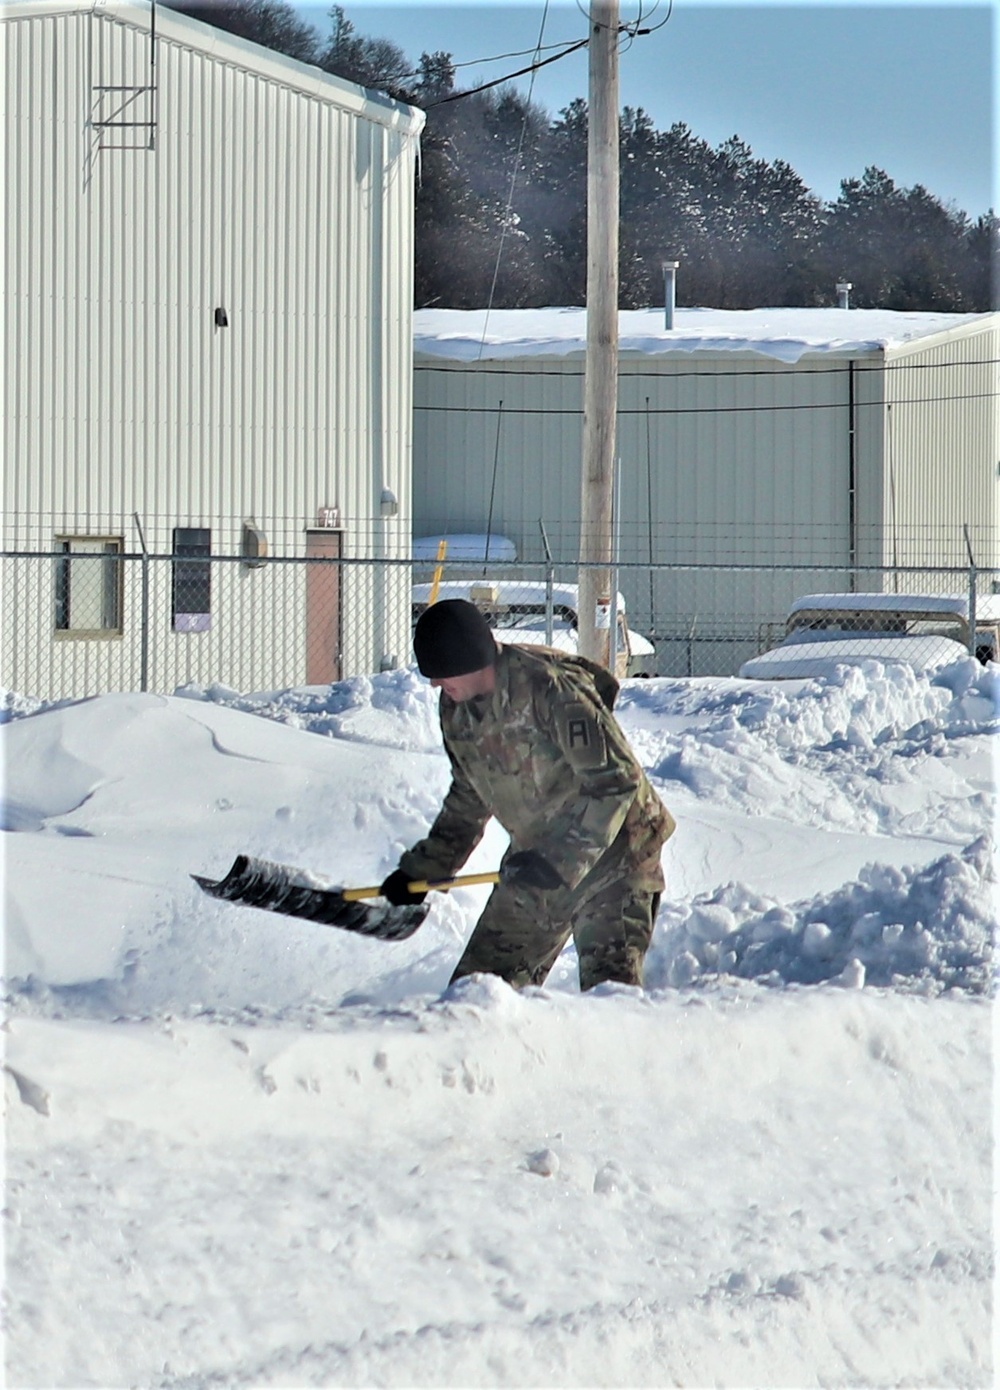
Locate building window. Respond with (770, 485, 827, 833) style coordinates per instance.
(172, 527, 212, 632)
(54, 537, 123, 636)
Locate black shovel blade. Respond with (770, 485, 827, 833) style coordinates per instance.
(192, 854, 428, 941)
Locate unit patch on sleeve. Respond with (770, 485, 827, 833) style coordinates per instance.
(558, 701, 608, 771)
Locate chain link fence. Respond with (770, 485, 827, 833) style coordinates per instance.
(3, 540, 997, 703)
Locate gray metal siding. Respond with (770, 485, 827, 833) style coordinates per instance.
(616, 357, 852, 562)
(414, 318, 998, 646)
(413, 352, 859, 632)
(413, 358, 584, 551)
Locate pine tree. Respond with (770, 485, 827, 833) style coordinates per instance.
(163, 0, 321, 64)
(320, 6, 410, 95)
(822, 167, 981, 309)
(165, 4, 990, 313)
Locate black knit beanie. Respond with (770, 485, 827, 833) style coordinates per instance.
(413, 599, 498, 678)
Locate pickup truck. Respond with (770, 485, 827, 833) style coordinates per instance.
(412, 579, 656, 679)
(739, 593, 1000, 680)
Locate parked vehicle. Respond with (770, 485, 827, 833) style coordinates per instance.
(412, 534, 518, 566)
(412, 579, 656, 678)
(740, 593, 1000, 680)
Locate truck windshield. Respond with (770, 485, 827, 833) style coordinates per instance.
(787, 610, 966, 642)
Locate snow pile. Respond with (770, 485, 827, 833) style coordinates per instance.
(1, 688, 51, 724)
(175, 666, 445, 753)
(620, 655, 998, 755)
(172, 658, 997, 1000)
(623, 658, 997, 845)
(3, 658, 993, 1006)
(650, 837, 994, 994)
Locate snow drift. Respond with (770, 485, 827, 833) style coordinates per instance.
(2, 656, 995, 1388)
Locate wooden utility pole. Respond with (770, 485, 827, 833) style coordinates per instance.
(578, 0, 619, 669)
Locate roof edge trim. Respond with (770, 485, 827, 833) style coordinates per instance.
(882, 311, 1000, 361)
(0, 0, 426, 137)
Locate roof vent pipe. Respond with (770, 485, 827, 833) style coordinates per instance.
(836, 281, 852, 309)
(662, 261, 679, 329)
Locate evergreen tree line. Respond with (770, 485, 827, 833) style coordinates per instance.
(167, 1, 998, 312)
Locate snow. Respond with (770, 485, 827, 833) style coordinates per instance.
(739, 634, 973, 680)
(2, 655, 996, 1388)
(413, 306, 988, 365)
(412, 534, 518, 564)
(788, 592, 1000, 620)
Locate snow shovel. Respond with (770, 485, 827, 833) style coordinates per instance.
(192, 854, 499, 940)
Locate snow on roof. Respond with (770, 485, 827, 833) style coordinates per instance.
(414, 307, 990, 366)
(412, 534, 517, 563)
(411, 578, 631, 612)
(789, 593, 1000, 620)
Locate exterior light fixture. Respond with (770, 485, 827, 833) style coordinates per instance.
(241, 519, 268, 568)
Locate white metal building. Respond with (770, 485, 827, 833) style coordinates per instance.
(2, 0, 424, 699)
(413, 306, 1000, 671)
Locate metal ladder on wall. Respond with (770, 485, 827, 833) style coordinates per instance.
(90, 0, 158, 151)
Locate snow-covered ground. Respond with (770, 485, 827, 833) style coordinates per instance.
(2, 656, 996, 1388)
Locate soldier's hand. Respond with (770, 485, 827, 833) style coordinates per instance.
(379, 868, 428, 906)
(502, 850, 564, 891)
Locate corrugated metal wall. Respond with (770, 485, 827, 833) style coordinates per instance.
(414, 319, 999, 636)
(413, 350, 862, 633)
(2, 0, 422, 696)
(881, 320, 1000, 571)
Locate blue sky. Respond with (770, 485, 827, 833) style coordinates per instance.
(297, 1, 997, 217)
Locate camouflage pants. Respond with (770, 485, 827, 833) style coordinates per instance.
(449, 870, 662, 992)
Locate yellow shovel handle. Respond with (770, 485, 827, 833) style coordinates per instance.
(343, 871, 501, 902)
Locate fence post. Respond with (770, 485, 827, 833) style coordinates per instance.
(539, 520, 555, 647)
(134, 513, 150, 692)
(686, 616, 697, 678)
(963, 523, 978, 658)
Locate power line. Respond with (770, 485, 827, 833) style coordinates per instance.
(415, 353, 1000, 382)
(425, 39, 589, 107)
(627, 0, 674, 37)
(574, 0, 674, 43)
(477, 2, 555, 360)
(390, 0, 675, 106)
(414, 387, 1000, 416)
(400, 37, 584, 80)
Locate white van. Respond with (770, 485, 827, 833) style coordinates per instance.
(412, 579, 656, 679)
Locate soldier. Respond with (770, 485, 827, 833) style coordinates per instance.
(380, 599, 675, 991)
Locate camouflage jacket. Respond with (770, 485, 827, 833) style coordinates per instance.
(400, 644, 675, 893)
